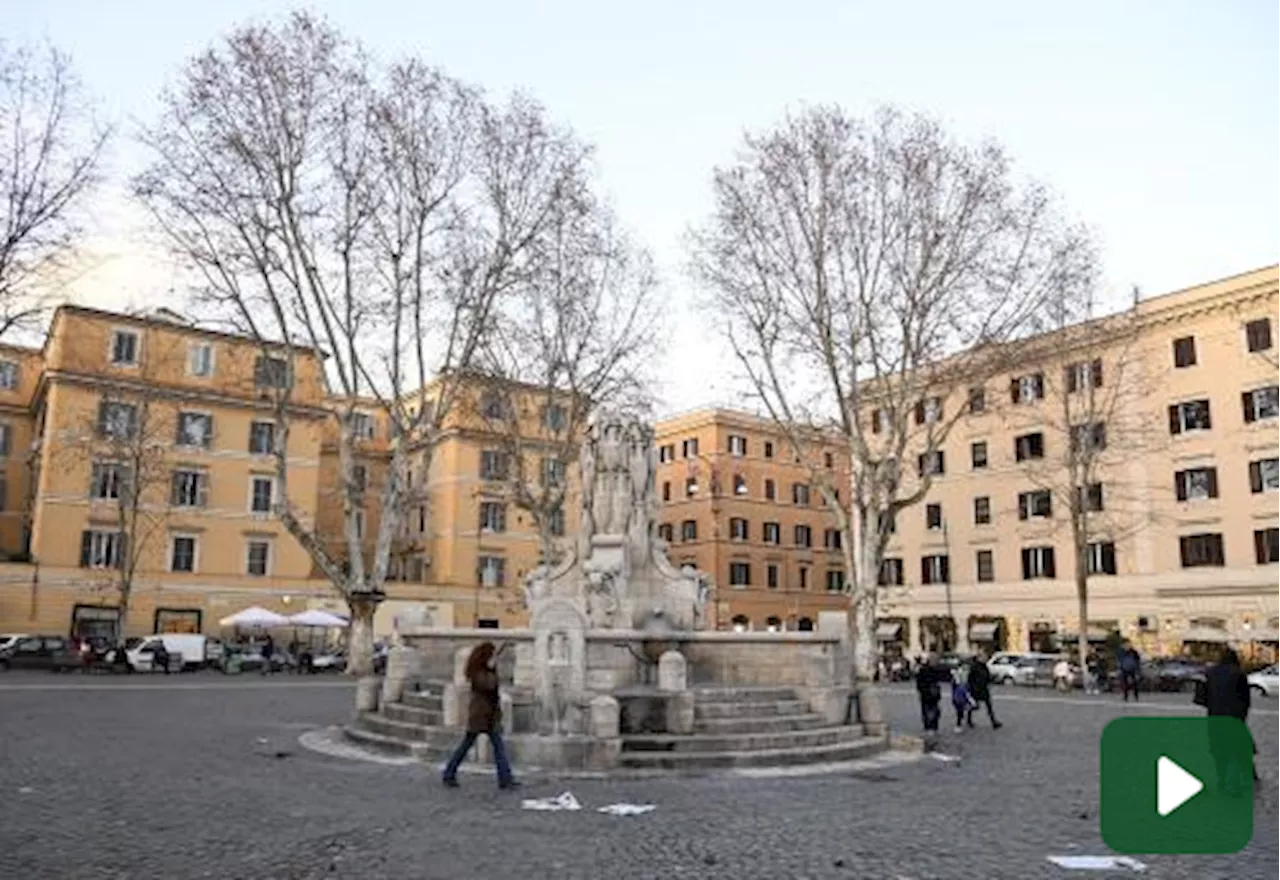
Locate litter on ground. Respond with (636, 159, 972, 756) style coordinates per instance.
(1046, 855, 1147, 872)
(597, 803, 656, 816)
(520, 792, 583, 811)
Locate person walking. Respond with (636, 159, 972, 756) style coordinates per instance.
(261, 634, 275, 676)
(950, 665, 976, 733)
(1117, 641, 1141, 702)
(967, 652, 1003, 729)
(1053, 656, 1072, 692)
(915, 653, 946, 749)
(442, 642, 519, 790)
(1194, 647, 1257, 792)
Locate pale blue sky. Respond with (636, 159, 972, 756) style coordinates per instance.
(8, 0, 1278, 411)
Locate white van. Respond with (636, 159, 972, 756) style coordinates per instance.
(127, 634, 213, 672)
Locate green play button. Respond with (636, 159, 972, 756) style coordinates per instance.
(1101, 717, 1254, 854)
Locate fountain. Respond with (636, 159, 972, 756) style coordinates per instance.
(348, 409, 889, 774)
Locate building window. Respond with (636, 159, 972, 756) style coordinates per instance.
(97, 400, 138, 439)
(1017, 490, 1052, 520)
(766, 563, 779, 590)
(1174, 467, 1218, 502)
(188, 343, 214, 377)
(971, 441, 988, 469)
(968, 387, 986, 414)
(1246, 318, 1273, 353)
(1070, 422, 1107, 453)
(541, 404, 566, 432)
(1254, 528, 1279, 564)
(823, 528, 841, 550)
(921, 554, 950, 585)
(479, 501, 507, 532)
(170, 469, 208, 508)
(825, 569, 845, 592)
(798, 566, 809, 590)
(657, 523, 674, 542)
(791, 483, 810, 505)
(763, 521, 780, 544)
(548, 507, 565, 537)
(917, 450, 945, 477)
(685, 477, 698, 497)
(478, 393, 506, 421)
(480, 450, 509, 480)
(1078, 482, 1104, 512)
(733, 473, 748, 496)
(1065, 358, 1103, 393)
(350, 463, 367, 494)
(1172, 335, 1197, 368)
(764, 479, 776, 501)
(1168, 399, 1212, 434)
(729, 517, 749, 541)
(253, 355, 289, 388)
(681, 438, 699, 458)
(661, 481, 671, 502)
(350, 412, 375, 440)
(170, 536, 197, 573)
(681, 519, 697, 541)
(1021, 546, 1056, 579)
(249, 421, 276, 455)
(478, 555, 505, 587)
(1086, 541, 1117, 575)
(729, 562, 751, 587)
(879, 557, 904, 586)
(728, 434, 747, 456)
(1249, 458, 1279, 493)
(1242, 386, 1280, 423)
(176, 411, 214, 448)
(249, 476, 274, 514)
(111, 329, 139, 366)
(1014, 432, 1044, 462)
(976, 549, 994, 583)
(154, 608, 202, 634)
(877, 510, 896, 535)
(1011, 372, 1044, 404)
(658, 444, 675, 463)
(79, 530, 123, 568)
(535, 457, 565, 488)
(90, 461, 129, 500)
(0, 360, 19, 390)
(794, 524, 812, 547)
(925, 503, 943, 530)
(915, 397, 942, 425)
(0, 423, 9, 457)
(973, 496, 991, 525)
(824, 451, 834, 469)
(1179, 533, 1224, 568)
(871, 408, 885, 434)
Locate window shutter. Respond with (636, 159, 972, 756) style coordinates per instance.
(1044, 548, 1056, 578)
(1174, 472, 1187, 502)
(97, 402, 109, 435)
(1206, 468, 1219, 498)
(1250, 462, 1264, 493)
(116, 533, 128, 569)
(80, 531, 93, 567)
(1010, 378, 1020, 403)
(1064, 365, 1077, 394)
(1178, 537, 1190, 567)
(1168, 405, 1181, 435)
(871, 409, 882, 434)
(197, 474, 209, 508)
(1018, 494, 1029, 520)
(1212, 536, 1224, 566)
(914, 401, 925, 425)
(936, 451, 945, 474)
(1091, 359, 1104, 388)
(1201, 403, 1211, 430)
(940, 556, 950, 583)
(1242, 391, 1255, 424)
(1256, 530, 1267, 564)
(205, 415, 215, 447)
(1020, 548, 1031, 579)
(921, 557, 930, 584)
(0, 425, 9, 456)
(1033, 374, 1044, 398)
(917, 454, 925, 475)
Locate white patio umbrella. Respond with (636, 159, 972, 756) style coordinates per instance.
(219, 606, 289, 628)
(287, 609, 349, 628)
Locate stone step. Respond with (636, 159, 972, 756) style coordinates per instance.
(355, 712, 456, 747)
(693, 686, 800, 702)
(342, 723, 425, 757)
(383, 703, 444, 727)
(694, 698, 811, 720)
(617, 735, 886, 771)
(401, 689, 445, 711)
(621, 724, 866, 754)
(694, 713, 829, 734)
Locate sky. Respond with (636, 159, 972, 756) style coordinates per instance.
(7, 0, 1278, 414)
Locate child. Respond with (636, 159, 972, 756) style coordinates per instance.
(951, 665, 976, 732)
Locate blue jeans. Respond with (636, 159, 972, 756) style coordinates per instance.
(442, 729, 513, 785)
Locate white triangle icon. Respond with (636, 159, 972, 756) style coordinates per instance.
(1157, 755, 1203, 817)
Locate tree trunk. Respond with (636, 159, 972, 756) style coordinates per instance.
(1076, 547, 1090, 687)
(346, 594, 379, 677)
(849, 525, 883, 727)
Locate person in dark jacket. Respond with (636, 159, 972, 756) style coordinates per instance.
(441, 642, 518, 789)
(1195, 648, 1256, 792)
(1117, 642, 1141, 702)
(967, 652, 1003, 729)
(915, 653, 946, 748)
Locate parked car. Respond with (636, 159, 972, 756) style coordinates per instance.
(0, 633, 31, 653)
(1146, 658, 1206, 693)
(987, 652, 1026, 684)
(1011, 655, 1066, 687)
(1247, 665, 1279, 698)
(0, 635, 85, 672)
(310, 651, 346, 673)
(126, 634, 213, 672)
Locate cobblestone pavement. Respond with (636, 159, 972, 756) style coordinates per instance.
(0, 673, 1275, 880)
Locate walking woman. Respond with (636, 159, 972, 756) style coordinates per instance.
(441, 642, 519, 789)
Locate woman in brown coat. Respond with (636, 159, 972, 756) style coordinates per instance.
(441, 642, 518, 789)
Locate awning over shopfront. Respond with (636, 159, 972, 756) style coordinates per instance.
(875, 622, 903, 641)
(1181, 627, 1229, 643)
(1242, 629, 1280, 643)
(969, 622, 1000, 642)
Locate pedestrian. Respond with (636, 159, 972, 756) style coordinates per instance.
(1117, 641, 1141, 702)
(915, 652, 946, 749)
(1194, 647, 1257, 792)
(261, 634, 275, 676)
(967, 652, 1003, 729)
(1053, 656, 1072, 692)
(441, 642, 519, 790)
(950, 666, 976, 732)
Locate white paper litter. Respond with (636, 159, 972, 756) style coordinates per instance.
(929, 752, 961, 762)
(520, 791, 582, 811)
(597, 803, 656, 816)
(1046, 855, 1147, 872)
(17, 786, 34, 794)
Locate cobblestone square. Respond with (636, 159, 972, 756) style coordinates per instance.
(0, 675, 1275, 880)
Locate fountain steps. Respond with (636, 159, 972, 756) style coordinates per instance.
(621, 723, 867, 754)
(616, 736, 885, 770)
(692, 713, 828, 734)
(694, 698, 811, 719)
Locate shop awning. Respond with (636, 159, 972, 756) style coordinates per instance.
(969, 622, 1000, 642)
(1240, 629, 1279, 643)
(875, 622, 903, 641)
(1181, 627, 1229, 644)
(1060, 626, 1113, 643)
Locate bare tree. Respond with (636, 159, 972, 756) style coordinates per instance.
(133, 13, 593, 675)
(0, 41, 109, 335)
(471, 197, 661, 563)
(688, 106, 1097, 711)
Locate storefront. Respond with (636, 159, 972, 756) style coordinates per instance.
(918, 616, 956, 653)
(1028, 620, 1058, 653)
(70, 604, 120, 641)
(1180, 617, 1229, 661)
(966, 616, 1006, 653)
(875, 618, 909, 658)
(155, 608, 202, 633)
